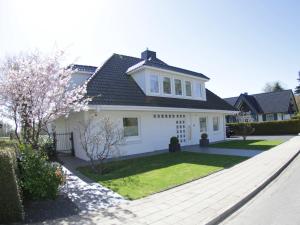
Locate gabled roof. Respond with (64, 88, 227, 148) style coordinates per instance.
(86, 53, 236, 111)
(127, 59, 210, 80)
(69, 64, 98, 73)
(224, 90, 297, 114)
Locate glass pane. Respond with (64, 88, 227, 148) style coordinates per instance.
(199, 117, 207, 132)
(175, 79, 182, 95)
(195, 83, 202, 97)
(185, 81, 192, 96)
(123, 118, 139, 137)
(266, 114, 274, 121)
(213, 117, 219, 131)
(150, 75, 159, 93)
(163, 77, 171, 94)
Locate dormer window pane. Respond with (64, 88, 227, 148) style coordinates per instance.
(195, 82, 202, 97)
(185, 81, 192, 96)
(163, 77, 171, 94)
(150, 75, 159, 93)
(175, 79, 182, 95)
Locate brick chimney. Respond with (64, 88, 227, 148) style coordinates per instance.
(141, 49, 156, 60)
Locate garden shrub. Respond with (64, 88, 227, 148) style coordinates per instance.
(228, 119, 300, 135)
(19, 147, 65, 200)
(170, 136, 179, 145)
(0, 149, 24, 223)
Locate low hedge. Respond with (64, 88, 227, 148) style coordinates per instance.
(228, 119, 300, 135)
(0, 149, 24, 224)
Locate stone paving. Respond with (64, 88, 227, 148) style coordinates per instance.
(183, 145, 263, 157)
(60, 167, 126, 213)
(45, 136, 300, 225)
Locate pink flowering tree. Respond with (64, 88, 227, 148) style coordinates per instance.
(0, 50, 90, 147)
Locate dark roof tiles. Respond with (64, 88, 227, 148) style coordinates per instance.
(224, 90, 295, 113)
(87, 54, 236, 111)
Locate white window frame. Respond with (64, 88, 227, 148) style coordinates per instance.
(194, 82, 203, 98)
(213, 116, 220, 132)
(122, 116, 141, 141)
(149, 74, 160, 94)
(162, 76, 172, 95)
(185, 80, 192, 97)
(199, 117, 207, 133)
(174, 79, 183, 96)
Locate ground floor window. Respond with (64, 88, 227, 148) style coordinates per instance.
(265, 113, 274, 121)
(123, 117, 139, 137)
(213, 116, 219, 131)
(199, 117, 207, 133)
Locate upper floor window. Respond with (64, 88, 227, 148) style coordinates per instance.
(175, 79, 182, 95)
(185, 81, 192, 97)
(150, 75, 159, 93)
(163, 77, 171, 94)
(195, 82, 203, 98)
(213, 116, 219, 131)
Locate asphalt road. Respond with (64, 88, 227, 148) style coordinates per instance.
(221, 153, 300, 225)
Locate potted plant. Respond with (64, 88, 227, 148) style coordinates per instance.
(199, 133, 209, 146)
(169, 136, 181, 152)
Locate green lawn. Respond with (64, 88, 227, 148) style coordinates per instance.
(209, 140, 284, 150)
(78, 152, 247, 200)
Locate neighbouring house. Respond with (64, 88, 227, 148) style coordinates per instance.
(224, 90, 298, 123)
(53, 50, 237, 160)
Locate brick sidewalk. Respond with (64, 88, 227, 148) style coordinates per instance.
(44, 136, 300, 225)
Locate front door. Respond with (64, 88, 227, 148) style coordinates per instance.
(199, 117, 207, 135)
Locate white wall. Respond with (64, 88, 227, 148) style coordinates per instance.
(61, 109, 226, 161)
(283, 114, 291, 120)
(131, 70, 146, 93)
(53, 112, 87, 159)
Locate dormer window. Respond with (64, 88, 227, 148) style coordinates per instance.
(185, 81, 192, 97)
(163, 77, 171, 94)
(150, 75, 159, 93)
(175, 79, 183, 95)
(195, 82, 203, 98)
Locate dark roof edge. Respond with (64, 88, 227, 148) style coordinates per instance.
(86, 54, 116, 86)
(224, 89, 294, 100)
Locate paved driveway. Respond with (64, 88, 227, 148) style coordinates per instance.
(221, 150, 300, 225)
(228, 135, 295, 141)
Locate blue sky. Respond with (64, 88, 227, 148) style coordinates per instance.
(0, 0, 299, 97)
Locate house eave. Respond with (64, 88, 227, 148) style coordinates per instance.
(88, 105, 238, 114)
(126, 65, 210, 82)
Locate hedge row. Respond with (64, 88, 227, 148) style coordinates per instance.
(228, 119, 300, 135)
(0, 149, 24, 224)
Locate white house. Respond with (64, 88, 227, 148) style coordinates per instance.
(54, 50, 237, 160)
(224, 90, 298, 123)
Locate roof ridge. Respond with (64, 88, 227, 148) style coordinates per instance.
(71, 63, 97, 68)
(224, 89, 292, 99)
(113, 53, 142, 60)
(251, 89, 292, 96)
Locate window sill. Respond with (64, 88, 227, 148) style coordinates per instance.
(125, 136, 142, 144)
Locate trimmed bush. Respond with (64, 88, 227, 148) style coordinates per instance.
(19, 148, 65, 200)
(228, 119, 300, 135)
(201, 133, 208, 139)
(170, 136, 179, 145)
(0, 149, 24, 223)
(0, 139, 16, 149)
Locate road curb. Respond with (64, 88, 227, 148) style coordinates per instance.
(206, 149, 300, 225)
